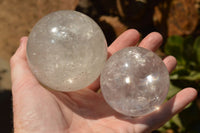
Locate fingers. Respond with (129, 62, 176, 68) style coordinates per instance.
(138, 32, 177, 73)
(138, 88, 197, 132)
(108, 29, 140, 57)
(10, 37, 38, 90)
(89, 31, 175, 91)
(163, 56, 177, 73)
(88, 29, 140, 91)
(86, 77, 100, 91)
(138, 32, 163, 52)
(12, 37, 28, 60)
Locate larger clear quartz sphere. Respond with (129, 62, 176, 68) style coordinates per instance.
(100, 47, 169, 116)
(27, 10, 107, 91)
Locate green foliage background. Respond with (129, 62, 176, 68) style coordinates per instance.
(157, 36, 200, 133)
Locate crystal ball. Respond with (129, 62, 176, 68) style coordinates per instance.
(27, 10, 107, 91)
(100, 47, 169, 116)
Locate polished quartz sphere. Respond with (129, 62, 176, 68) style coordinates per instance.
(100, 47, 169, 116)
(27, 10, 107, 91)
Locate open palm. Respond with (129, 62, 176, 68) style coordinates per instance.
(10, 29, 197, 133)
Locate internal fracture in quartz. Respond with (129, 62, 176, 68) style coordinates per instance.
(27, 10, 107, 91)
(100, 47, 169, 116)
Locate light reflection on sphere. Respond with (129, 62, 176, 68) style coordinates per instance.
(27, 10, 107, 91)
(100, 47, 169, 116)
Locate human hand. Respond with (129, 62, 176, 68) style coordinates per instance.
(10, 29, 197, 133)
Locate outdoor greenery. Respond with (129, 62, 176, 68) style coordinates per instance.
(156, 36, 200, 133)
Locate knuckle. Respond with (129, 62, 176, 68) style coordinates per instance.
(10, 55, 18, 68)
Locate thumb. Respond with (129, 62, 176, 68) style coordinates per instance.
(10, 37, 38, 90)
(10, 37, 56, 132)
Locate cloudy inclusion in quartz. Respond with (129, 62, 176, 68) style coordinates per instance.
(27, 10, 107, 91)
(100, 47, 169, 116)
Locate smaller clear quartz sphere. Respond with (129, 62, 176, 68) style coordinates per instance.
(27, 10, 107, 91)
(100, 47, 169, 116)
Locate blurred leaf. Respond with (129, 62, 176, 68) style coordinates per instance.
(163, 34, 200, 133)
(177, 71, 200, 81)
(170, 65, 191, 80)
(164, 36, 185, 65)
(171, 68, 190, 78)
(179, 102, 200, 133)
(167, 83, 181, 99)
(159, 114, 184, 133)
(171, 114, 184, 132)
(158, 121, 171, 132)
(185, 102, 192, 109)
(193, 36, 200, 64)
(170, 74, 179, 80)
(183, 36, 196, 63)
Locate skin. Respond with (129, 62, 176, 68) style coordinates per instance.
(10, 29, 197, 133)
